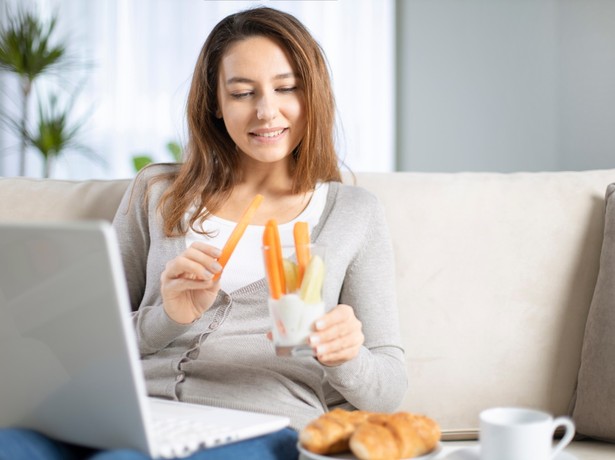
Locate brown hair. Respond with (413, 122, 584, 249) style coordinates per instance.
(155, 6, 341, 237)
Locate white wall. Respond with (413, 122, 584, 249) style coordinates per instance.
(397, 0, 615, 172)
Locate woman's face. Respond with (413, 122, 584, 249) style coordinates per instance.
(216, 36, 307, 166)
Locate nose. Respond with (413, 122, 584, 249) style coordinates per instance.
(256, 94, 277, 121)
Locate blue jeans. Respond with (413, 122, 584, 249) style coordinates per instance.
(0, 428, 299, 460)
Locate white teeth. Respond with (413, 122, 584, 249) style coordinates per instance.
(255, 129, 284, 138)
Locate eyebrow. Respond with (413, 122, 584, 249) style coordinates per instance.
(225, 73, 296, 85)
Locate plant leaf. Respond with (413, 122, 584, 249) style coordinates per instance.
(133, 155, 153, 171)
(0, 8, 65, 81)
(166, 141, 182, 162)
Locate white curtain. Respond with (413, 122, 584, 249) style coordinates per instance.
(0, 0, 395, 179)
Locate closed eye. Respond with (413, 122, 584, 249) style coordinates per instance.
(230, 91, 253, 100)
(277, 86, 297, 94)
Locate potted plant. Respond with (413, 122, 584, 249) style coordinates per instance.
(24, 92, 103, 178)
(0, 8, 66, 176)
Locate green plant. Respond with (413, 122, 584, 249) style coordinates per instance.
(0, 8, 66, 176)
(132, 141, 183, 172)
(23, 93, 103, 178)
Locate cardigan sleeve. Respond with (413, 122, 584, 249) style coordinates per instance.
(322, 191, 408, 412)
(112, 173, 150, 311)
(112, 168, 195, 355)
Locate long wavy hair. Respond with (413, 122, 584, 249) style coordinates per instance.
(154, 6, 341, 237)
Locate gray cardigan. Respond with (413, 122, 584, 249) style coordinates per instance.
(112, 165, 407, 430)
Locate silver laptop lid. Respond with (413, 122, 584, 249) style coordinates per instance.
(0, 221, 154, 453)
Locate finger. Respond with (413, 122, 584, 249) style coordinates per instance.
(183, 247, 223, 276)
(312, 316, 361, 344)
(317, 345, 362, 366)
(188, 241, 223, 259)
(312, 304, 355, 331)
(161, 279, 220, 304)
(163, 276, 218, 291)
(311, 322, 350, 345)
(313, 328, 364, 357)
(163, 257, 215, 281)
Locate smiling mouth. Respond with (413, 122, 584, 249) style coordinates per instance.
(251, 128, 287, 138)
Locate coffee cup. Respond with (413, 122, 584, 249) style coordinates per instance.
(479, 407, 575, 460)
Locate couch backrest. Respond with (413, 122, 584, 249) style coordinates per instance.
(353, 170, 614, 436)
(2, 170, 614, 437)
(0, 177, 130, 222)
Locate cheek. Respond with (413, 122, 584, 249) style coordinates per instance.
(286, 99, 307, 132)
(221, 106, 249, 134)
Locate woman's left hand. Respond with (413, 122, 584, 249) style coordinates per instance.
(309, 304, 364, 366)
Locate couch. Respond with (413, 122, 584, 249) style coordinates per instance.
(2, 170, 615, 459)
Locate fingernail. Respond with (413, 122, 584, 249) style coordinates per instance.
(212, 261, 223, 272)
(212, 247, 222, 257)
(315, 320, 325, 330)
(309, 335, 320, 345)
(316, 345, 327, 355)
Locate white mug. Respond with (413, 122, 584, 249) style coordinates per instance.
(479, 407, 575, 460)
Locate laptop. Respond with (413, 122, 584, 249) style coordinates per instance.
(0, 221, 290, 458)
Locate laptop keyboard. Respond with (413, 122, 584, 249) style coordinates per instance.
(151, 417, 238, 458)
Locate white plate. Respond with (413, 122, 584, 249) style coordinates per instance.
(441, 446, 578, 460)
(298, 442, 443, 460)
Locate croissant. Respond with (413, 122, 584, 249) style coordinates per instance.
(350, 412, 441, 460)
(299, 408, 371, 454)
(299, 409, 441, 460)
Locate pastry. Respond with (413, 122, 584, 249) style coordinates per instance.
(299, 408, 371, 454)
(299, 409, 441, 460)
(350, 412, 441, 459)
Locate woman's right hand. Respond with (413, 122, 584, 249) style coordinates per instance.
(160, 242, 223, 324)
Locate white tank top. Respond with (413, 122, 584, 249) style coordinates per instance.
(185, 182, 329, 293)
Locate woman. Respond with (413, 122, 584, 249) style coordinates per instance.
(0, 6, 406, 460)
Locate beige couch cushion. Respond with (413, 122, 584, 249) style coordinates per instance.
(572, 183, 615, 442)
(353, 170, 615, 437)
(0, 177, 130, 222)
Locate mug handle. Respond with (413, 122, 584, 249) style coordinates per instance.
(551, 416, 575, 458)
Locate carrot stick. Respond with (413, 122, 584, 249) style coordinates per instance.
(293, 221, 311, 285)
(271, 220, 286, 295)
(213, 194, 264, 280)
(263, 220, 283, 299)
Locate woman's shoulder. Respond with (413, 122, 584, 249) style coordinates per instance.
(328, 180, 380, 208)
(130, 163, 181, 193)
(134, 162, 181, 181)
(320, 181, 384, 229)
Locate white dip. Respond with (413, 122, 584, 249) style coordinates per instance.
(268, 293, 325, 346)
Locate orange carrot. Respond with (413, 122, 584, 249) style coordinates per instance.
(293, 221, 311, 285)
(263, 220, 284, 299)
(271, 220, 286, 295)
(213, 194, 264, 280)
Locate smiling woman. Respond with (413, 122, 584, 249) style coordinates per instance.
(0, 0, 395, 178)
(216, 36, 307, 167)
(0, 5, 407, 460)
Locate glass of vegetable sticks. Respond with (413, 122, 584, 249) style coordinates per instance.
(263, 220, 326, 357)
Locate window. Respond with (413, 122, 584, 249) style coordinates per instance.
(0, 0, 395, 178)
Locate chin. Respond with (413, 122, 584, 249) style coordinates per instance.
(244, 149, 293, 164)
